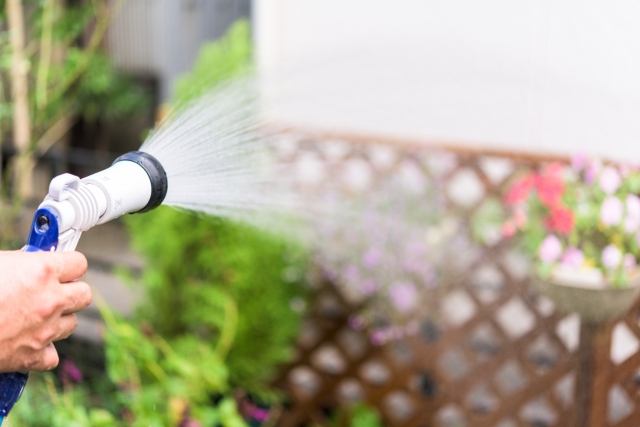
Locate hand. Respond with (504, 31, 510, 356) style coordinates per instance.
(0, 251, 92, 373)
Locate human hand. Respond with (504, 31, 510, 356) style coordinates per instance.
(0, 251, 92, 373)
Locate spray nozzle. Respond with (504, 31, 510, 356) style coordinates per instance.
(34, 150, 167, 252)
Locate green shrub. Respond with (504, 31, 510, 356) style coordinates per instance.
(125, 208, 307, 392)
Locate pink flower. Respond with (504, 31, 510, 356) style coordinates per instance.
(502, 220, 516, 237)
(370, 329, 388, 346)
(600, 197, 624, 226)
(546, 205, 575, 234)
(561, 247, 584, 267)
(388, 281, 417, 312)
(535, 171, 564, 207)
(627, 195, 640, 218)
(624, 254, 637, 271)
(504, 175, 535, 205)
(362, 248, 382, 268)
(513, 209, 527, 228)
(599, 166, 622, 194)
(626, 195, 640, 233)
(625, 217, 640, 234)
(602, 245, 622, 269)
(571, 153, 589, 171)
(343, 265, 359, 282)
(539, 235, 562, 263)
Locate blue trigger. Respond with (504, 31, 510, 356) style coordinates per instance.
(25, 208, 59, 253)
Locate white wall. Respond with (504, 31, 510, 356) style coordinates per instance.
(253, 0, 640, 162)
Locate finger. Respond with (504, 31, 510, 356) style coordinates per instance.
(54, 251, 88, 283)
(59, 281, 93, 314)
(51, 314, 79, 342)
(28, 343, 59, 372)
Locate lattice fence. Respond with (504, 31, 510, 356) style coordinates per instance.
(271, 131, 640, 427)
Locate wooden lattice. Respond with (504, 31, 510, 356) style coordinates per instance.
(271, 131, 640, 427)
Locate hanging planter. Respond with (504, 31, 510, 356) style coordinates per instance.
(501, 155, 640, 323)
(537, 266, 640, 323)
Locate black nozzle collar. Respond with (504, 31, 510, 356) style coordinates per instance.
(113, 151, 168, 213)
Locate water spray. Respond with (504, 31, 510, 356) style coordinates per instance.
(0, 151, 168, 422)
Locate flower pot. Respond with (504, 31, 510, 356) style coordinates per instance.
(537, 266, 640, 323)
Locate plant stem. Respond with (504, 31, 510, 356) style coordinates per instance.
(5, 0, 32, 200)
(36, 0, 56, 110)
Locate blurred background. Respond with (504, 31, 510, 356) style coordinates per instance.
(3, 1, 640, 426)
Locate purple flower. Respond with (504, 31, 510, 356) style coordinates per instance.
(370, 329, 388, 346)
(362, 248, 382, 269)
(343, 265, 359, 282)
(561, 247, 584, 267)
(251, 408, 270, 422)
(624, 254, 637, 271)
(602, 245, 622, 269)
(601, 197, 624, 226)
(538, 235, 562, 263)
(585, 159, 602, 184)
(571, 153, 589, 171)
(599, 166, 622, 194)
(58, 358, 83, 384)
(388, 281, 417, 312)
(348, 315, 365, 330)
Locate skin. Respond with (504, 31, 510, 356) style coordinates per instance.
(0, 251, 92, 373)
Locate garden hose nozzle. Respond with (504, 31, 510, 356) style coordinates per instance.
(0, 151, 167, 422)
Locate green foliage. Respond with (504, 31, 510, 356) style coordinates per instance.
(0, 0, 149, 148)
(125, 207, 307, 393)
(7, 373, 117, 427)
(324, 403, 384, 427)
(7, 304, 247, 427)
(173, 20, 252, 107)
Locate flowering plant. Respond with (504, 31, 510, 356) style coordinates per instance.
(502, 155, 640, 287)
(314, 179, 468, 345)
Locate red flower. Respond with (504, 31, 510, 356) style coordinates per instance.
(546, 205, 575, 234)
(535, 171, 564, 207)
(504, 175, 535, 205)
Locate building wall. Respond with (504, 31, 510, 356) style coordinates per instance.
(253, 0, 640, 162)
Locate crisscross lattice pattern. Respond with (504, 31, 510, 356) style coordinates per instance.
(273, 131, 640, 427)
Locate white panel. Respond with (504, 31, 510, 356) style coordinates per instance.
(254, 0, 640, 161)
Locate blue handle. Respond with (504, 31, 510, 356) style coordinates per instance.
(0, 208, 59, 421)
